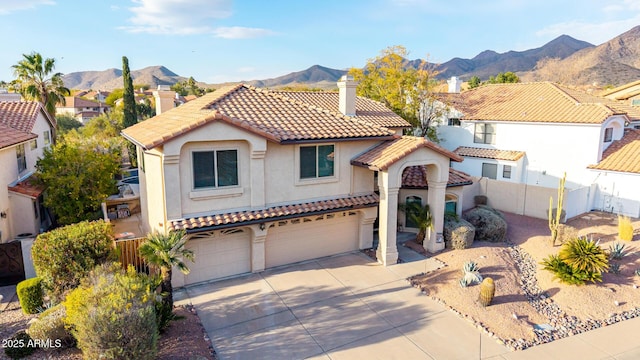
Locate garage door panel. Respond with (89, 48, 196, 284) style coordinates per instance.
(266, 214, 359, 268)
(185, 232, 250, 285)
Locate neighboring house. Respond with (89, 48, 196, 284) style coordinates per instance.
(56, 96, 109, 124)
(438, 82, 640, 217)
(601, 79, 640, 109)
(122, 76, 465, 286)
(0, 101, 55, 243)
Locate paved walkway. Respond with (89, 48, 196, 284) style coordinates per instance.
(175, 251, 640, 360)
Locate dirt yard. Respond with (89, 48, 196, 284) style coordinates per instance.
(409, 211, 640, 350)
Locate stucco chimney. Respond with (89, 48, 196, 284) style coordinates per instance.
(338, 75, 357, 116)
(153, 85, 175, 115)
(447, 76, 461, 93)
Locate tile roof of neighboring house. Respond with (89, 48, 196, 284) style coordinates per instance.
(600, 80, 640, 99)
(0, 101, 49, 149)
(122, 84, 396, 149)
(170, 193, 379, 232)
(59, 96, 102, 108)
(458, 82, 630, 124)
(351, 136, 463, 171)
(588, 129, 640, 174)
(8, 175, 44, 198)
(401, 166, 473, 188)
(559, 85, 640, 121)
(277, 91, 411, 128)
(454, 146, 525, 161)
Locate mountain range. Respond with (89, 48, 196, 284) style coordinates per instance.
(62, 25, 640, 91)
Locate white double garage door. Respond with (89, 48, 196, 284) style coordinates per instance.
(184, 212, 360, 285)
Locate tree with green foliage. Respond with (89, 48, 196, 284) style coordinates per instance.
(349, 45, 443, 141)
(11, 52, 70, 117)
(468, 76, 481, 89)
(35, 139, 120, 225)
(55, 114, 83, 136)
(139, 230, 194, 310)
(487, 71, 520, 84)
(105, 88, 124, 106)
(122, 56, 137, 129)
(78, 108, 124, 139)
(170, 76, 205, 97)
(136, 98, 155, 120)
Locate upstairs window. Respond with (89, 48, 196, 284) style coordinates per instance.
(30, 139, 38, 150)
(604, 127, 613, 142)
(300, 144, 334, 179)
(16, 143, 26, 173)
(503, 165, 512, 179)
(43, 130, 51, 146)
(448, 118, 461, 126)
(482, 162, 497, 179)
(474, 123, 496, 144)
(193, 150, 238, 189)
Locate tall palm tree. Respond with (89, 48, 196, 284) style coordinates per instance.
(11, 52, 70, 117)
(139, 229, 195, 309)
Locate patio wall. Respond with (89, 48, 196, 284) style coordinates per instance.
(461, 177, 592, 220)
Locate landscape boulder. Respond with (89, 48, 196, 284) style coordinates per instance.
(462, 205, 507, 242)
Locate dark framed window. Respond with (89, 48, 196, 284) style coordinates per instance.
(482, 163, 497, 179)
(16, 143, 26, 173)
(30, 139, 37, 150)
(405, 196, 422, 228)
(300, 144, 334, 179)
(193, 150, 238, 189)
(503, 165, 512, 179)
(445, 194, 458, 215)
(448, 118, 461, 126)
(43, 130, 51, 146)
(474, 123, 496, 144)
(604, 127, 613, 142)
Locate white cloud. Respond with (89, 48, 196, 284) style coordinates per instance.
(0, 0, 54, 15)
(212, 26, 275, 39)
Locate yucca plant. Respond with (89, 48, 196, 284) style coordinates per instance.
(559, 237, 609, 275)
(608, 242, 627, 260)
(541, 254, 591, 285)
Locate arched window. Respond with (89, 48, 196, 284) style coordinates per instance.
(445, 194, 458, 215)
(405, 196, 422, 228)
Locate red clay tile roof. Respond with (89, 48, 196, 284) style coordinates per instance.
(454, 146, 525, 161)
(59, 96, 102, 108)
(0, 101, 49, 149)
(122, 84, 396, 149)
(8, 175, 44, 198)
(402, 166, 473, 188)
(588, 129, 640, 174)
(170, 193, 379, 232)
(277, 91, 411, 128)
(559, 85, 640, 121)
(600, 80, 640, 98)
(351, 136, 463, 171)
(459, 82, 628, 124)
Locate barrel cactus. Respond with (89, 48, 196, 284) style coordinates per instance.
(479, 277, 495, 306)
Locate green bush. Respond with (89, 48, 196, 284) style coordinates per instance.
(462, 206, 507, 242)
(541, 237, 609, 285)
(27, 304, 74, 349)
(16, 277, 43, 314)
(3, 331, 37, 359)
(64, 263, 159, 359)
(31, 220, 117, 301)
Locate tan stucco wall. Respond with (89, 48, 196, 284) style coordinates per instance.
(140, 148, 166, 234)
(0, 149, 16, 242)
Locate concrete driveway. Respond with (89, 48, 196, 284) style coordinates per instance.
(175, 252, 509, 359)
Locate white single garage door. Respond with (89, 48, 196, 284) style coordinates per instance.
(266, 212, 359, 268)
(184, 229, 251, 285)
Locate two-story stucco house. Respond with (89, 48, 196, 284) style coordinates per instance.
(56, 96, 109, 124)
(438, 82, 640, 217)
(122, 76, 466, 286)
(0, 101, 55, 243)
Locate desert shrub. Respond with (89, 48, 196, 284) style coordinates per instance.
(16, 277, 43, 314)
(462, 206, 507, 242)
(31, 220, 117, 301)
(444, 215, 475, 250)
(541, 237, 608, 285)
(555, 224, 578, 245)
(3, 331, 37, 359)
(27, 304, 75, 348)
(618, 215, 634, 241)
(64, 263, 158, 360)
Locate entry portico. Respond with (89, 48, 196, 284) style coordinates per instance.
(352, 136, 463, 265)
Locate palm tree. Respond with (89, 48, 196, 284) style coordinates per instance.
(139, 229, 195, 309)
(399, 202, 433, 244)
(11, 52, 70, 117)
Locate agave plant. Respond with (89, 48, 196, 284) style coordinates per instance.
(608, 242, 627, 260)
(460, 260, 482, 286)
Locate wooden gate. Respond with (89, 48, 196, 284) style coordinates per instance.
(115, 237, 150, 274)
(0, 241, 25, 286)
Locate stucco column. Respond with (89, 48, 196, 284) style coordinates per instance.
(426, 180, 447, 253)
(250, 150, 266, 208)
(358, 207, 378, 249)
(163, 154, 181, 222)
(376, 186, 399, 266)
(250, 224, 267, 272)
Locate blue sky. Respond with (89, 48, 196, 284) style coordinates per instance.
(1, 0, 639, 85)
